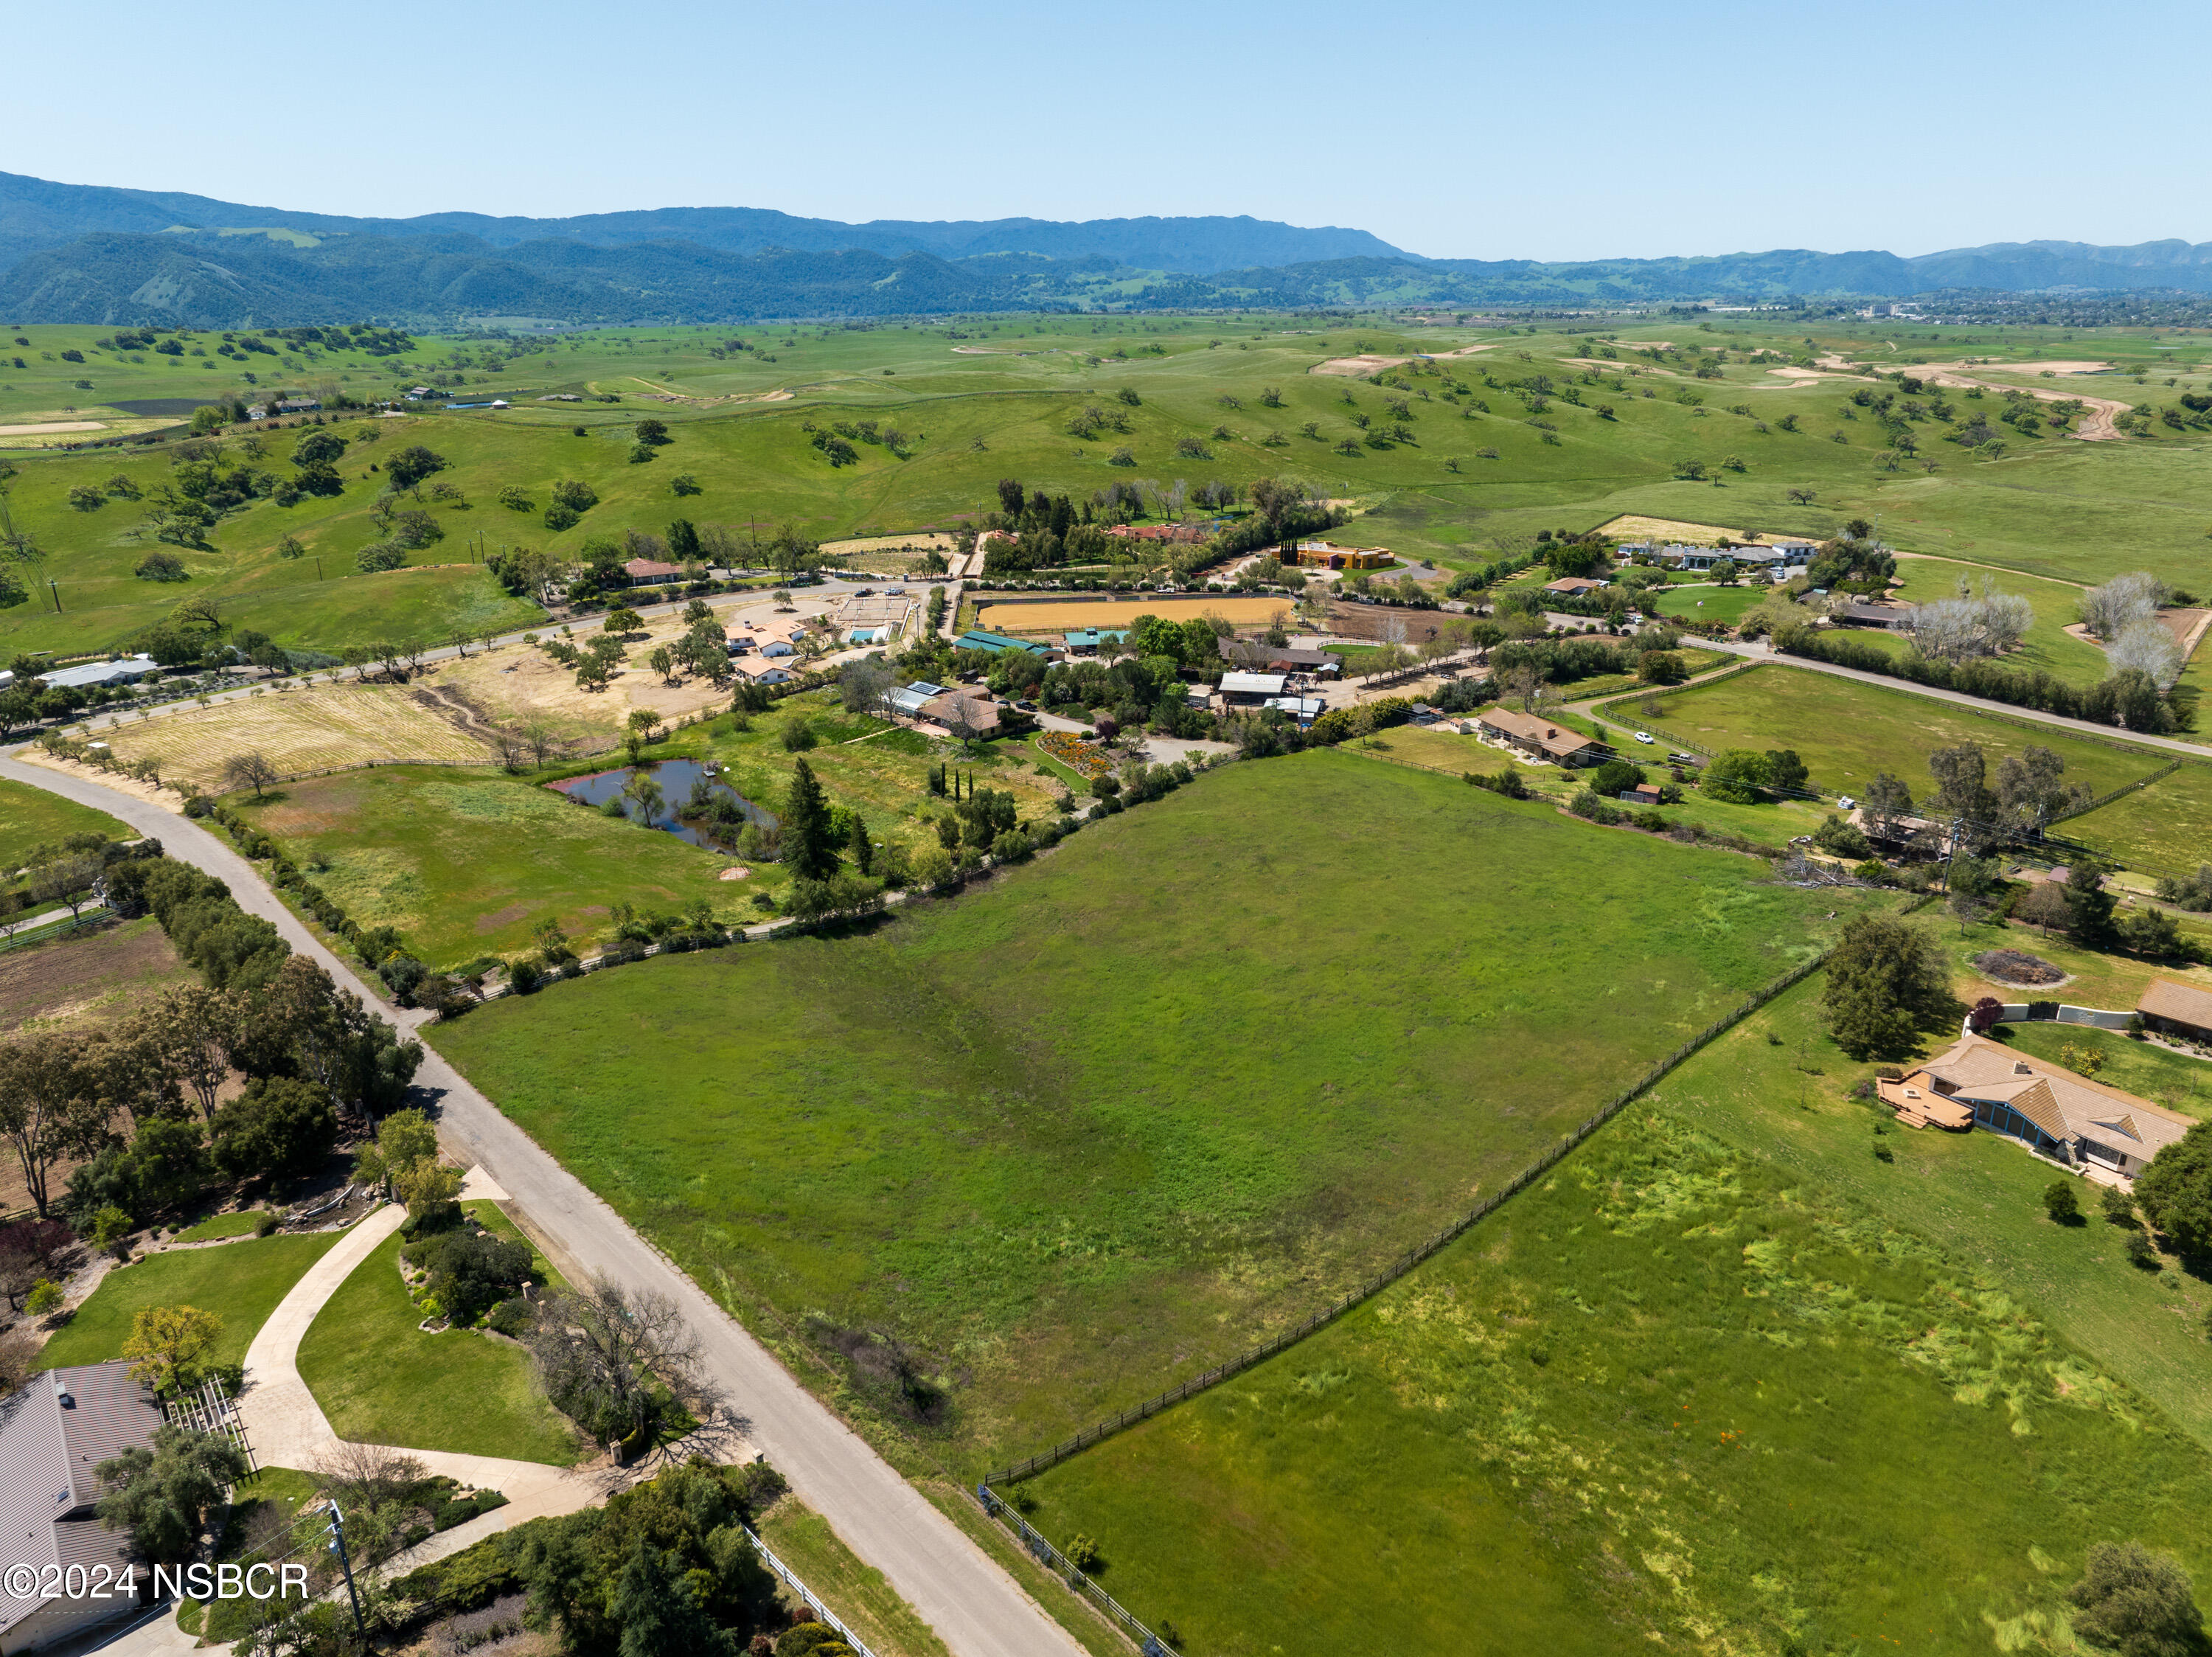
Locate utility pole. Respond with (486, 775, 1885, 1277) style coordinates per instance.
(48, 580, 60, 614)
(327, 1503, 365, 1637)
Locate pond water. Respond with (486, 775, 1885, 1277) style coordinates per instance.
(550, 759, 777, 849)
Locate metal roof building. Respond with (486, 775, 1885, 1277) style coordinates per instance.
(0, 1363, 166, 1653)
(37, 656, 162, 691)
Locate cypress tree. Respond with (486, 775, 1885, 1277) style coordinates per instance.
(849, 813, 874, 875)
(782, 758, 841, 880)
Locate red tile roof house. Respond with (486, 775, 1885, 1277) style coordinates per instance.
(0, 1364, 168, 1653)
(620, 557, 684, 585)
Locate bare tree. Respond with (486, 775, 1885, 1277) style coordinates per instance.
(221, 751, 280, 799)
(490, 728, 529, 773)
(526, 1278, 714, 1447)
(2107, 617, 2185, 688)
(2076, 571, 2168, 642)
(522, 719, 563, 768)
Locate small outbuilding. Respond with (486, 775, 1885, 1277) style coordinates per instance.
(2138, 979, 2212, 1043)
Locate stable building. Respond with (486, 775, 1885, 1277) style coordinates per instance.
(1218, 671, 1290, 706)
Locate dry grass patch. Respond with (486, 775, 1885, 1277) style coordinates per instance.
(978, 594, 1293, 633)
(1590, 514, 1806, 546)
(98, 684, 493, 788)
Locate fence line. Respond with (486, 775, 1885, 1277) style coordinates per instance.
(973, 1490, 1173, 1657)
(2049, 760, 2182, 827)
(740, 1524, 878, 1657)
(978, 920, 1906, 1488)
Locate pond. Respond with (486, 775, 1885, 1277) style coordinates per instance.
(549, 759, 778, 850)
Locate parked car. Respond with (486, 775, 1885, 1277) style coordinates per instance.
(1014, 699, 1037, 712)
(1634, 731, 1654, 744)
(855, 588, 875, 596)
(1666, 751, 1697, 765)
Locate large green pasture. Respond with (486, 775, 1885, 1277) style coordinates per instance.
(430, 751, 1865, 1463)
(1015, 1108, 2212, 1657)
(2067, 760, 2212, 880)
(1644, 662, 2166, 800)
(232, 689, 1068, 965)
(239, 763, 768, 968)
(1649, 969, 2212, 1451)
(12, 313, 2212, 661)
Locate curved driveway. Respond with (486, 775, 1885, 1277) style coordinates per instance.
(0, 755, 1082, 1657)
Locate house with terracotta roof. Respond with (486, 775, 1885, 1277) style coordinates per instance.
(0, 1364, 167, 1653)
(1475, 706, 1599, 766)
(1543, 576, 1610, 597)
(2138, 979, 2212, 1043)
(620, 557, 684, 585)
(1882, 1032, 2192, 1178)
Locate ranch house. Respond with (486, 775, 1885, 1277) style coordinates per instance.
(1475, 706, 1599, 767)
(0, 1364, 166, 1655)
(1879, 1032, 2189, 1180)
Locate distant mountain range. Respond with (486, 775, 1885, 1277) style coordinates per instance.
(7, 171, 2212, 327)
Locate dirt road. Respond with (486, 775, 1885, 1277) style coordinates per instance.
(0, 757, 1086, 1657)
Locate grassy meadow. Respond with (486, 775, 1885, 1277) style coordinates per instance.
(1012, 1108, 2212, 1657)
(2067, 760, 2212, 880)
(1641, 663, 2169, 799)
(0, 774, 132, 872)
(428, 751, 1870, 1465)
(11, 313, 2212, 663)
(227, 687, 1072, 965)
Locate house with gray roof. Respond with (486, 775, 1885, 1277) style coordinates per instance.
(0, 1364, 166, 1653)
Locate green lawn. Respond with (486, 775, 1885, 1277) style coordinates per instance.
(294, 1226, 582, 1466)
(1872, 557, 2111, 688)
(1015, 1107, 2212, 1657)
(1944, 911, 2212, 1013)
(2066, 761, 2212, 882)
(38, 1232, 342, 1375)
(1642, 662, 2166, 802)
(1999, 1021, 2212, 1117)
(0, 777, 133, 875)
(432, 751, 1869, 1467)
(1652, 583, 1766, 624)
(239, 763, 771, 968)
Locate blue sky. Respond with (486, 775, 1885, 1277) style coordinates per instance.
(12, 0, 2208, 261)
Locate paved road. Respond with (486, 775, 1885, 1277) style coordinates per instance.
(0, 756, 1085, 1657)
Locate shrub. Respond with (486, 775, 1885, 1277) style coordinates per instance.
(2042, 1179, 2081, 1224)
(2126, 1229, 2160, 1269)
(507, 957, 543, 995)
